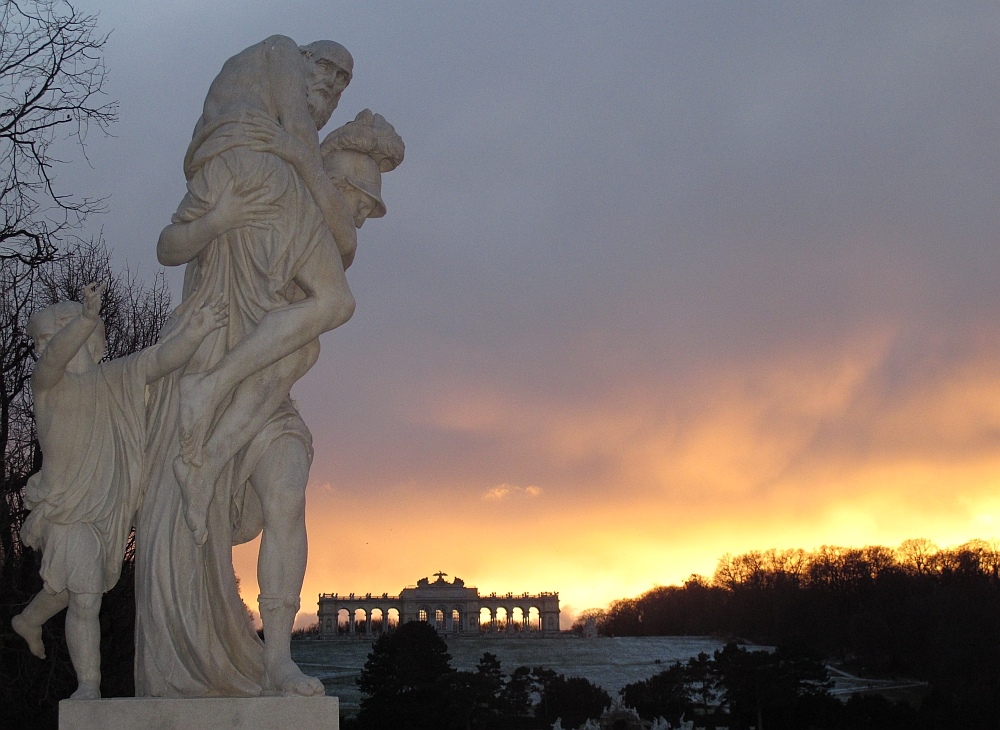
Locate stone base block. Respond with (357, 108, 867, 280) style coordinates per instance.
(59, 695, 339, 729)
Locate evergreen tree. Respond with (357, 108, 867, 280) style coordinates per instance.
(356, 621, 457, 730)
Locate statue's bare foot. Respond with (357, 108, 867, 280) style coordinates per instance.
(12, 614, 45, 659)
(173, 456, 213, 546)
(264, 658, 325, 697)
(178, 371, 216, 467)
(69, 680, 101, 700)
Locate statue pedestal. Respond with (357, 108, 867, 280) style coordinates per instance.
(59, 695, 339, 729)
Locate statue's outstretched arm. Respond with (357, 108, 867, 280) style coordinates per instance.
(145, 296, 229, 383)
(32, 283, 104, 390)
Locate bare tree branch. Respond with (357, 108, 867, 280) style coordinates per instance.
(0, 0, 117, 265)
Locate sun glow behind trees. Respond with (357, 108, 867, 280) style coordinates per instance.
(17, 0, 1000, 631)
(236, 312, 1000, 628)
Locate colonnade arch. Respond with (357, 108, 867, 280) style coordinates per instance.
(317, 575, 559, 638)
(475, 602, 548, 633)
(324, 601, 402, 636)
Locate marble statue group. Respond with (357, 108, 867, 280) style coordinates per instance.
(12, 35, 403, 700)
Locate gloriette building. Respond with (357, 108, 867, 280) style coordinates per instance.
(317, 572, 560, 637)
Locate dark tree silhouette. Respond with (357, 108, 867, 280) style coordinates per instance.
(622, 643, 839, 730)
(619, 660, 695, 722)
(0, 9, 141, 726)
(713, 643, 832, 730)
(356, 621, 457, 729)
(605, 540, 1000, 727)
(352, 627, 612, 729)
(530, 667, 610, 729)
(498, 665, 535, 723)
(458, 652, 511, 729)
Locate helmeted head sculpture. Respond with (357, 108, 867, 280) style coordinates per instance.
(321, 108, 404, 226)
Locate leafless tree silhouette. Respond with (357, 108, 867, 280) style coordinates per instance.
(0, 5, 166, 726)
(0, 0, 116, 267)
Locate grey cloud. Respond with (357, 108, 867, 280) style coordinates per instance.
(58, 2, 1000, 516)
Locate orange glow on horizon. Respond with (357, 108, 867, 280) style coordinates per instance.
(234, 326, 1000, 629)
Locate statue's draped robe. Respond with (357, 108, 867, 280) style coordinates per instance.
(135, 113, 323, 696)
(22, 352, 152, 595)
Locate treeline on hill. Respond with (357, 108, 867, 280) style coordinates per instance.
(588, 539, 1000, 726)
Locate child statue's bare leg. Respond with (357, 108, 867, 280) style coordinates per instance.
(12, 589, 70, 659)
(66, 592, 102, 700)
(179, 243, 353, 467)
(175, 342, 319, 544)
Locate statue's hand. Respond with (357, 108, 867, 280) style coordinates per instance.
(187, 294, 229, 338)
(81, 281, 106, 321)
(208, 179, 280, 236)
(244, 117, 308, 167)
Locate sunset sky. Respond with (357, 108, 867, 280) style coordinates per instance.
(59, 1, 1000, 627)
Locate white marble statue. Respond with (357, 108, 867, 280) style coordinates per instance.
(134, 35, 402, 698)
(11, 283, 226, 700)
(170, 107, 403, 549)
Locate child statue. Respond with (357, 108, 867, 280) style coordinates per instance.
(11, 282, 227, 699)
